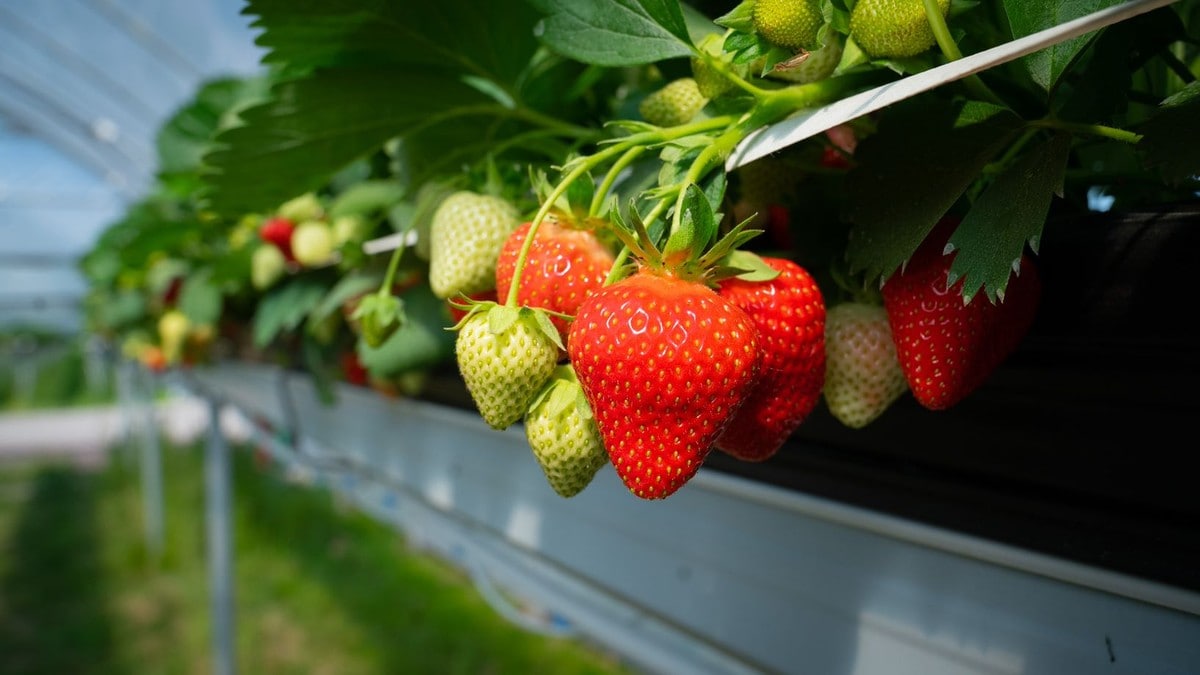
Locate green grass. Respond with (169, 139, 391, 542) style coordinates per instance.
(0, 339, 117, 412)
(0, 443, 637, 675)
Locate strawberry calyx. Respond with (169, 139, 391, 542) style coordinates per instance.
(612, 184, 764, 287)
(446, 300, 565, 354)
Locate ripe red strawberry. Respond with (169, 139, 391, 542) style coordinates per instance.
(340, 351, 369, 387)
(455, 304, 561, 430)
(568, 271, 760, 499)
(715, 257, 825, 461)
(823, 302, 908, 428)
(259, 216, 296, 261)
(494, 216, 615, 345)
(882, 223, 1041, 410)
(524, 365, 608, 498)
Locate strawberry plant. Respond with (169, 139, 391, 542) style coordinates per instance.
(77, 0, 1200, 501)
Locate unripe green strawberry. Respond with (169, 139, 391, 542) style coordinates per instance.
(429, 191, 520, 299)
(332, 214, 368, 247)
(638, 78, 707, 128)
(276, 192, 324, 223)
(291, 220, 335, 267)
(524, 365, 608, 498)
(850, 0, 949, 59)
(455, 305, 560, 430)
(251, 244, 287, 290)
(767, 34, 845, 84)
(690, 32, 735, 99)
(158, 309, 190, 364)
(823, 302, 907, 428)
(754, 0, 824, 51)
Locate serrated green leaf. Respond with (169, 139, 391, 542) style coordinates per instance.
(201, 69, 492, 217)
(246, 0, 542, 84)
(950, 132, 1070, 302)
(845, 99, 1023, 283)
(529, 0, 694, 66)
(1138, 81, 1200, 187)
(253, 278, 330, 348)
(178, 269, 223, 326)
(1003, 0, 1125, 93)
(156, 77, 271, 182)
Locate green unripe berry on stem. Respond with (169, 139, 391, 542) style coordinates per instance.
(850, 0, 949, 59)
(753, 0, 824, 52)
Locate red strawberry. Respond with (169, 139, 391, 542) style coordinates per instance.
(259, 216, 296, 261)
(715, 257, 826, 461)
(882, 222, 1041, 410)
(568, 271, 760, 499)
(340, 351, 369, 387)
(495, 216, 615, 346)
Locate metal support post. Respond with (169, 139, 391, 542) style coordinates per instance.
(205, 397, 237, 675)
(139, 368, 164, 561)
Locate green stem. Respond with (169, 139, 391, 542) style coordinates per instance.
(1157, 48, 1197, 85)
(590, 146, 647, 217)
(922, 0, 1004, 106)
(378, 232, 406, 297)
(604, 247, 633, 285)
(505, 117, 738, 306)
(698, 49, 773, 100)
(1029, 119, 1143, 144)
(602, 196, 672, 286)
(669, 125, 747, 235)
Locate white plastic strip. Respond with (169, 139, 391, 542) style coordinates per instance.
(362, 229, 418, 255)
(727, 0, 1179, 170)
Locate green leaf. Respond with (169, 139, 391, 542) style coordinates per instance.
(1002, 0, 1125, 93)
(529, 0, 694, 66)
(253, 277, 329, 348)
(845, 99, 1023, 283)
(1138, 81, 1200, 187)
(311, 271, 382, 323)
(529, 308, 566, 352)
(725, 250, 780, 281)
(950, 132, 1070, 303)
(665, 183, 716, 259)
(201, 69, 491, 216)
(178, 269, 223, 326)
(156, 77, 271, 181)
(246, 0, 542, 84)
